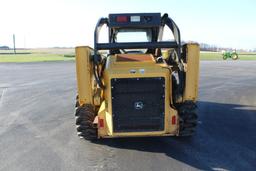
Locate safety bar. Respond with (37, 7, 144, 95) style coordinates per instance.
(96, 41, 178, 50)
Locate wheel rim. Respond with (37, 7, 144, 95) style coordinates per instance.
(232, 54, 238, 60)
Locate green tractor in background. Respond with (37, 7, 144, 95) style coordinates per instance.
(222, 51, 239, 60)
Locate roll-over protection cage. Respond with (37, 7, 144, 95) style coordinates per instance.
(92, 13, 184, 97)
(93, 13, 182, 63)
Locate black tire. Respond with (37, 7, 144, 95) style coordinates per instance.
(75, 104, 97, 140)
(177, 101, 198, 136)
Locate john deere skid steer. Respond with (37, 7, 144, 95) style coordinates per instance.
(75, 13, 199, 140)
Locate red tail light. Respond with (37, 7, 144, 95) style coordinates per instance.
(116, 16, 128, 22)
(172, 116, 176, 125)
(99, 118, 104, 128)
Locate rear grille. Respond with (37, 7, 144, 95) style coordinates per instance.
(111, 77, 165, 132)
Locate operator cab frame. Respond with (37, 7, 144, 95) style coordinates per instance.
(92, 13, 185, 98)
(93, 13, 181, 61)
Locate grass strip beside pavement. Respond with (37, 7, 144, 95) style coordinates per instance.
(0, 53, 75, 62)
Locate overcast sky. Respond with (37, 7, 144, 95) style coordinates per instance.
(0, 0, 256, 49)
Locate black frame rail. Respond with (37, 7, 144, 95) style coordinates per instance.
(96, 41, 178, 50)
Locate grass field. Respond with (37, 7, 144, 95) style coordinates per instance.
(1, 49, 256, 62)
(0, 54, 75, 62)
(0, 48, 75, 62)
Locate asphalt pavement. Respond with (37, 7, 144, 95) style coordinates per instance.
(0, 61, 255, 171)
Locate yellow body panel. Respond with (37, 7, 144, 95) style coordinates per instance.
(97, 54, 179, 138)
(75, 46, 94, 105)
(183, 43, 200, 102)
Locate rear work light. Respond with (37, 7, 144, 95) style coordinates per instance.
(116, 16, 128, 22)
(130, 16, 140, 22)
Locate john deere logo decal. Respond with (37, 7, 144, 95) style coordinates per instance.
(134, 101, 144, 110)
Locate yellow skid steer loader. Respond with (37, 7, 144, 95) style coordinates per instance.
(75, 13, 199, 140)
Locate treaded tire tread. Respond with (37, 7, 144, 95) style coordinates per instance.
(178, 101, 198, 136)
(75, 104, 97, 140)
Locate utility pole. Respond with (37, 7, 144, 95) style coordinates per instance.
(13, 34, 16, 54)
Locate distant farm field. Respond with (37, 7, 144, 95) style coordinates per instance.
(0, 48, 75, 62)
(1, 48, 256, 62)
(0, 54, 75, 62)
